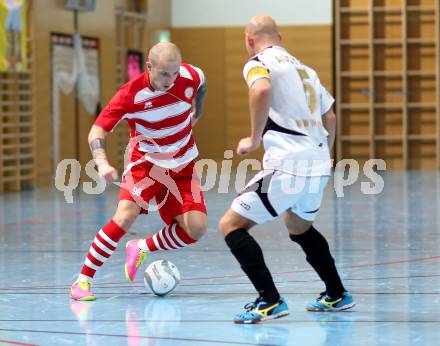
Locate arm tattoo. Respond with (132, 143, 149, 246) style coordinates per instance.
(90, 138, 106, 152)
(193, 82, 207, 120)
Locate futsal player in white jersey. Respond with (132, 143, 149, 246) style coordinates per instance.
(219, 15, 355, 324)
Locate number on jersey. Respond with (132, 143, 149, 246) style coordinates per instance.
(296, 68, 317, 114)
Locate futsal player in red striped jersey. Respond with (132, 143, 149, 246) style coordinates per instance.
(70, 42, 208, 301)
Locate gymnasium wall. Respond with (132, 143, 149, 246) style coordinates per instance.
(171, 1, 333, 163)
(32, 0, 170, 186)
(32, 0, 117, 186)
(171, 0, 332, 26)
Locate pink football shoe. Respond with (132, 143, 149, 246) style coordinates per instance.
(70, 281, 95, 301)
(125, 239, 147, 282)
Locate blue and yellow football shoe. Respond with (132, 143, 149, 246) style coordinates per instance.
(306, 291, 355, 312)
(234, 297, 289, 324)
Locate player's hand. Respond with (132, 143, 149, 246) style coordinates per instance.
(98, 164, 119, 183)
(236, 137, 261, 156)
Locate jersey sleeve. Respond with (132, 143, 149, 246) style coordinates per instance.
(243, 58, 270, 88)
(319, 85, 335, 115)
(94, 85, 129, 132)
(190, 65, 206, 89)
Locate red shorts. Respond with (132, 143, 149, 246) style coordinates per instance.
(118, 159, 207, 225)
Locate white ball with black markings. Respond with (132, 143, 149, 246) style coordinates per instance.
(144, 260, 180, 296)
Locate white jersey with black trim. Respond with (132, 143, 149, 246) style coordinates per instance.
(243, 45, 334, 176)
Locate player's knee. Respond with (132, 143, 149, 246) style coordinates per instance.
(219, 215, 234, 236)
(283, 212, 312, 236)
(288, 226, 308, 236)
(219, 209, 253, 236)
(113, 201, 140, 230)
(113, 215, 137, 230)
(192, 224, 207, 240)
(112, 210, 138, 230)
(183, 219, 207, 240)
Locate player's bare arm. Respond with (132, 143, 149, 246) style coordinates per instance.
(88, 125, 118, 182)
(237, 78, 271, 155)
(322, 109, 336, 150)
(191, 81, 207, 126)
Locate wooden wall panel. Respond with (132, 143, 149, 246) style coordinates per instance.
(147, 0, 171, 46)
(375, 77, 404, 103)
(375, 12, 403, 40)
(224, 28, 255, 163)
(341, 109, 370, 136)
(375, 0, 404, 6)
(407, 0, 435, 5)
(57, 93, 76, 162)
(335, 0, 439, 169)
(407, 44, 436, 70)
(340, 0, 368, 8)
(408, 140, 437, 169)
(375, 109, 403, 136)
(376, 141, 404, 169)
(32, 0, 120, 186)
(341, 141, 370, 167)
(33, 0, 74, 186)
(408, 76, 436, 103)
(0, 72, 35, 191)
(77, 1, 118, 176)
(341, 12, 369, 40)
(407, 12, 436, 39)
(341, 46, 370, 71)
(408, 108, 437, 136)
(374, 46, 403, 71)
(341, 77, 369, 103)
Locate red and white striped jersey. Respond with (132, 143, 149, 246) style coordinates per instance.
(95, 63, 205, 169)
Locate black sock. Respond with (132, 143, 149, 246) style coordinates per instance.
(225, 229, 280, 303)
(290, 226, 346, 298)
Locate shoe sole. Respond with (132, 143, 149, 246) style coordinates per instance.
(70, 286, 96, 301)
(234, 310, 289, 324)
(70, 292, 96, 301)
(306, 302, 356, 312)
(125, 264, 133, 283)
(76, 296, 96, 301)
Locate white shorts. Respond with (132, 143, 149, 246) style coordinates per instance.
(231, 170, 329, 224)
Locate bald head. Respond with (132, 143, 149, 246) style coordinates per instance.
(146, 42, 182, 91)
(148, 42, 182, 67)
(245, 15, 281, 56)
(246, 15, 279, 39)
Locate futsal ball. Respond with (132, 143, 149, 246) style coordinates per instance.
(144, 260, 180, 296)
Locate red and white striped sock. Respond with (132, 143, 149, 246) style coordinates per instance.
(140, 222, 197, 252)
(77, 220, 126, 282)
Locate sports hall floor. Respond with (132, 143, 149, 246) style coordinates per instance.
(0, 171, 439, 346)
